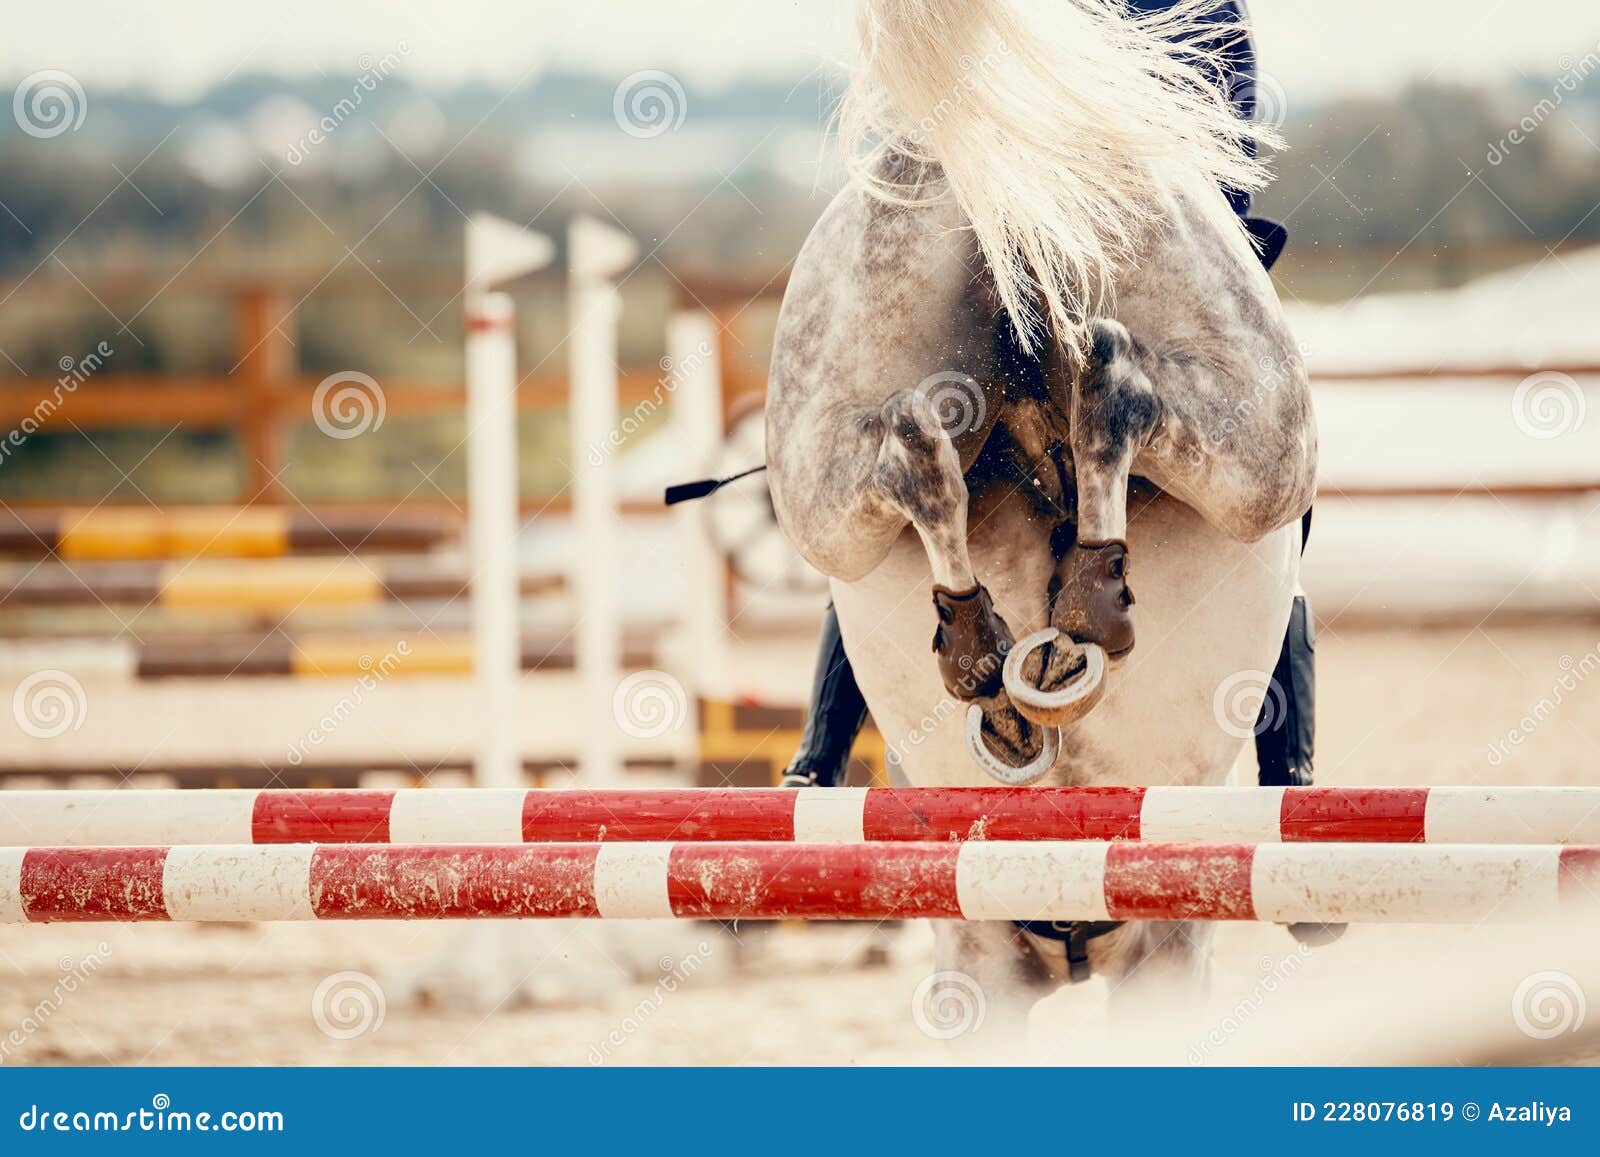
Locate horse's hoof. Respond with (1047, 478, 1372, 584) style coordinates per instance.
(1287, 922, 1347, 948)
(1002, 628, 1108, 727)
(931, 582, 1013, 700)
(963, 703, 1059, 786)
(1050, 539, 1135, 658)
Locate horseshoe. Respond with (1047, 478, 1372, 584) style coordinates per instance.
(963, 704, 1060, 786)
(1002, 628, 1109, 728)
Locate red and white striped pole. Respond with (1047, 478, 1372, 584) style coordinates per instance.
(4, 786, 1600, 847)
(3, 840, 1598, 925)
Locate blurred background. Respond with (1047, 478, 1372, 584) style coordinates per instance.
(0, 0, 1598, 1065)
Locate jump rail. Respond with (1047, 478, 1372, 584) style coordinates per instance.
(0, 630, 658, 679)
(0, 507, 459, 560)
(3, 841, 1597, 924)
(0, 560, 560, 608)
(4, 786, 1600, 846)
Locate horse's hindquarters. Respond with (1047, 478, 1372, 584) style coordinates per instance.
(832, 489, 1299, 788)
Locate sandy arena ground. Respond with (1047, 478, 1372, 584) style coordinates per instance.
(2, 620, 1598, 1066)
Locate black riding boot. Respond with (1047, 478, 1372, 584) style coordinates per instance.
(780, 602, 869, 787)
(1253, 594, 1315, 787)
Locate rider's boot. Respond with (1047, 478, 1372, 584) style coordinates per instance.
(1254, 593, 1314, 788)
(779, 602, 869, 788)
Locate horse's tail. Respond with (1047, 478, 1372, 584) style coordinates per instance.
(839, 0, 1273, 357)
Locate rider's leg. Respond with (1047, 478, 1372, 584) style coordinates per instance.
(1254, 593, 1314, 787)
(1255, 509, 1315, 787)
(781, 602, 869, 787)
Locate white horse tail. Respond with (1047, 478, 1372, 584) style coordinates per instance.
(839, 0, 1273, 357)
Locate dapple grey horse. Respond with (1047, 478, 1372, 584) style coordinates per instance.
(765, 0, 1316, 1030)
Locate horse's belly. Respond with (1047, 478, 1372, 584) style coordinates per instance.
(831, 490, 1299, 787)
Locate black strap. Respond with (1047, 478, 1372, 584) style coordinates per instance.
(1014, 920, 1124, 983)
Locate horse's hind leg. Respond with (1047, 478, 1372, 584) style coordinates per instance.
(1053, 321, 1159, 657)
(1069, 317, 1316, 548)
(1011, 316, 1315, 710)
(871, 389, 1057, 776)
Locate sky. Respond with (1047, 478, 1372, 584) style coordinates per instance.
(1, 0, 1598, 101)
